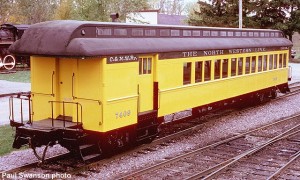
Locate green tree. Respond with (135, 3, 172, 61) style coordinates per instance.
(188, 0, 237, 27)
(253, 0, 300, 40)
(54, 0, 75, 20)
(188, 0, 256, 28)
(13, 0, 57, 24)
(0, 0, 15, 24)
(188, 0, 300, 41)
(1, 0, 149, 24)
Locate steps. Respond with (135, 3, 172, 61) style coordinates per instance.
(79, 143, 101, 162)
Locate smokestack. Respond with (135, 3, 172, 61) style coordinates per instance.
(110, 13, 119, 22)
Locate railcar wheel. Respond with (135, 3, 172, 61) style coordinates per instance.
(3, 55, 16, 70)
(257, 93, 265, 103)
(271, 89, 277, 99)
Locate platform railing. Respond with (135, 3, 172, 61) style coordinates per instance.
(9, 93, 32, 126)
(48, 101, 83, 128)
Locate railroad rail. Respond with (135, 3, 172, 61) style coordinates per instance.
(286, 82, 300, 95)
(1, 153, 71, 175)
(119, 114, 300, 179)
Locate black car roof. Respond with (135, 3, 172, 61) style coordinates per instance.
(9, 20, 292, 57)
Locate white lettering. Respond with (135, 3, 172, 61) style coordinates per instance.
(254, 47, 266, 52)
(182, 51, 198, 57)
(1, 172, 72, 179)
(52, 172, 72, 179)
(108, 55, 138, 63)
(203, 50, 224, 56)
(229, 48, 252, 54)
(1, 172, 17, 179)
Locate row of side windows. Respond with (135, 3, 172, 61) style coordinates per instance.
(183, 53, 288, 85)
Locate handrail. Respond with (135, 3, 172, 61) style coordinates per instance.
(72, 72, 102, 105)
(32, 71, 55, 97)
(48, 100, 83, 128)
(288, 65, 292, 81)
(137, 84, 140, 113)
(9, 94, 32, 125)
(9, 97, 14, 121)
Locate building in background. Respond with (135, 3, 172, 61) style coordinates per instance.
(126, 10, 187, 25)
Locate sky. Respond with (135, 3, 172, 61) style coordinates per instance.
(184, 0, 198, 5)
(184, 0, 198, 3)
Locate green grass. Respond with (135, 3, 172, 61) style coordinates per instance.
(0, 70, 30, 83)
(0, 125, 15, 156)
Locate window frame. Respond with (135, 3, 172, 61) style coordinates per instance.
(214, 59, 221, 80)
(263, 55, 268, 71)
(222, 59, 228, 78)
(251, 56, 256, 73)
(258, 56, 262, 72)
(195, 61, 203, 83)
(183, 62, 192, 85)
(238, 57, 244, 75)
(245, 57, 251, 74)
(283, 53, 287, 67)
(231, 58, 237, 77)
(274, 54, 278, 69)
(279, 54, 283, 68)
(139, 57, 152, 75)
(204, 60, 212, 81)
(269, 54, 273, 70)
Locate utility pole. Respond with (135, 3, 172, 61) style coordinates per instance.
(239, 0, 242, 29)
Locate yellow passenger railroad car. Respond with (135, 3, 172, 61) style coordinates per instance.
(9, 20, 292, 162)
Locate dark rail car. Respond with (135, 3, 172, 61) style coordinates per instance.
(0, 23, 30, 70)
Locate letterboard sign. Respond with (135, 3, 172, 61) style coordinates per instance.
(107, 55, 139, 64)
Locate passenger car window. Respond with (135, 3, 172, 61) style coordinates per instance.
(231, 58, 237, 77)
(274, 54, 278, 69)
(245, 57, 250, 74)
(222, 59, 228, 78)
(258, 56, 262, 72)
(215, 59, 221, 80)
(269, 55, 273, 70)
(195, 61, 203, 83)
(279, 54, 283, 68)
(283, 53, 287, 67)
(204, 60, 211, 81)
(183, 62, 191, 85)
(139, 57, 152, 75)
(263, 55, 268, 71)
(238, 57, 243, 75)
(251, 56, 256, 73)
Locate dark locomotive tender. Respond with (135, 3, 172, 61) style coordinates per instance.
(8, 20, 292, 162)
(0, 23, 29, 70)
